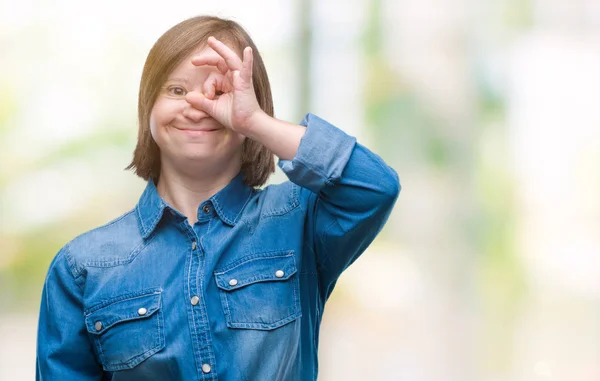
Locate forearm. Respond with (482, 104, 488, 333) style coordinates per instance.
(37, 249, 103, 380)
(274, 113, 399, 299)
(245, 111, 306, 161)
(278, 113, 399, 220)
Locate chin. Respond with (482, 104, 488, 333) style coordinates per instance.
(180, 150, 217, 162)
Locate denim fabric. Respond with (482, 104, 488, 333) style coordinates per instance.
(36, 114, 400, 381)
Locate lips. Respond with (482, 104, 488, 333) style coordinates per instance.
(172, 125, 221, 133)
(178, 127, 220, 132)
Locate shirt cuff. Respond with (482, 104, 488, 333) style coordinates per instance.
(278, 113, 357, 194)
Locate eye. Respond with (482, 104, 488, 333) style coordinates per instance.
(167, 86, 187, 96)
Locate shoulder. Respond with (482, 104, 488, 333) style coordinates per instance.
(253, 180, 315, 218)
(61, 209, 144, 275)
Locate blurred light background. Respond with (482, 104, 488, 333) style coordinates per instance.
(1, 0, 599, 380)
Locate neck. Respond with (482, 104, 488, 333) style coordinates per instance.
(156, 161, 241, 226)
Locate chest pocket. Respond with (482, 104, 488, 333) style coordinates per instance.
(214, 251, 302, 330)
(84, 288, 165, 371)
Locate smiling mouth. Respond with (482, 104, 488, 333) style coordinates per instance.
(172, 125, 221, 134)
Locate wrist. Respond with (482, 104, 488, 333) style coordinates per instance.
(243, 110, 271, 138)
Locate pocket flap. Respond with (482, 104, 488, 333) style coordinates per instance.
(214, 252, 297, 291)
(85, 290, 162, 335)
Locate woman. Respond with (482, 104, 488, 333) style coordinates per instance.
(36, 15, 400, 381)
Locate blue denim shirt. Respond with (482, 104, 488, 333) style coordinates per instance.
(36, 114, 400, 381)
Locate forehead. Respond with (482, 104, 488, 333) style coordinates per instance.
(167, 41, 241, 81)
(166, 47, 217, 82)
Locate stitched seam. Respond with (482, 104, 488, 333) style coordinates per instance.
(298, 127, 356, 185)
(60, 243, 84, 282)
(186, 243, 202, 379)
(84, 288, 162, 315)
(106, 340, 162, 370)
(214, 251, 294, 274)
(218, 257, 301, 330)
(143, 203, 165, 238)
(111, 306, 164, 370)
(216, 270, 296, 290)
(199, 256, 218, 379)
(211, 196, 226, 223)
(328, 136, 356, 182)
(212, 196, 235, 226)
(293, 159, 330, 187)
(83, 233, 157, 268)
(155, 303, 164, 356)
(136, 205, 147, 236)
(261, 185, 300, 218)
(221, 289, 232, 327)
(232, 191, 253, 224)
(91, 209, 136, 232)
(206, 216, 213, 241)
(96, 335, 106, 367)
(227, 311, 301, 329)
(180, 222, 197, 246)
(87, 306, 160, 333)
(291, 256, 300, 321)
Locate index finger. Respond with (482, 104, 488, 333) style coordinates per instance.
(206, 36, 242, 71)
(191, 55, 229, 74)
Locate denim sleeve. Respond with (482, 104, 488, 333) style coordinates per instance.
(36, 246, 103, 380)
(279, 113, 400, 301)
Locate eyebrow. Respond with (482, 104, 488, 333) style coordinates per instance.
(165, 77, 191, 85)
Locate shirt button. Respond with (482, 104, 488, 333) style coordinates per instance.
(94, 321, 103, 331)
(275, 270, 285, 278)
(191, 241, 197, 250)
(138, 308, 147, 316)
(190, 295, 200, 306)
(229, 279, 238, 287)
(203, 205, 211, 214)
(202, 364, 211, 374)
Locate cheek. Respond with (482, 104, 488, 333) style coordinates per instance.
(150, 99, 178, 127)
(229, 132, 246, 148)
(149, 100, 170, 141)
(149, 111, 159, 141)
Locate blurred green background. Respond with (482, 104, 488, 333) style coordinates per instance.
(1, 0, 599, 380)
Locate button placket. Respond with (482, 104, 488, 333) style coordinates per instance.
(186, 210, 216, 379)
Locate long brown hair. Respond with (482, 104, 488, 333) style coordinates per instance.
(126, 16, 275, 187)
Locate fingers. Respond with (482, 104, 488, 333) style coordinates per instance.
(191, 55, 229, 74)
(185, 91, 214, 114)
(191, 37, 253, 89)
(206, 36, 242, 71)
(181, 101, 208, 122)
(202, 72, 220, 100)
(241, 47, 253, 83)
(204, 72, 234, 98)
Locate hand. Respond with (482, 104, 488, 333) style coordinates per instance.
(185, 36, 264, 135)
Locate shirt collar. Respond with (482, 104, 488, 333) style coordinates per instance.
(136, 172, 253, 239)
(210, 171, 254, 227)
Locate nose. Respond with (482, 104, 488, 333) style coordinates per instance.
(182, 102, 206, 122)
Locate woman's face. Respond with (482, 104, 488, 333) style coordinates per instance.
(149, 45, 245, 173)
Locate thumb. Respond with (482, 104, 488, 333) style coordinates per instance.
(185, 91, 214, 114)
